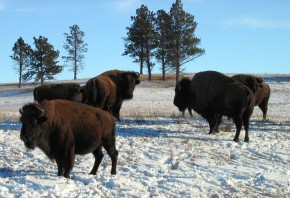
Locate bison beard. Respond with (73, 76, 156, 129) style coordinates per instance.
(174, 71, 255, 142)
(19, 100, 118, 178)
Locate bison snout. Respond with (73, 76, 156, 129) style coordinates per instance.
(20, 134, 36, 149)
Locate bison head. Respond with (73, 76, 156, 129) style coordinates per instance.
(119, 72, 140, 99)
(19, 103, 48, 150)
(173, 78, 192, 113)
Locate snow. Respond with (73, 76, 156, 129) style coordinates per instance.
(0, 77, 289, 197)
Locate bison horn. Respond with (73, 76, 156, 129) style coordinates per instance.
(35, 104, 45, 118)
(19, 108, 23, 115)
(136, 72, 140, 78)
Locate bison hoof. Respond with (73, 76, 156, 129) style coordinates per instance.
(244, 138, 249, 142)
(233, 138, 239, 142)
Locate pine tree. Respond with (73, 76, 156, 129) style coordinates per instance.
(10, 37, 32, 87)
(123, 5, 157, 80)
(155, 9, 172, 80)
(168, 0, 205, 84)
(23, 36, 62, 85)
(63, 25, 88, 80)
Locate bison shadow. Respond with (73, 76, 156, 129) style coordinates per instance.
(0, 121, 22, 131)
(0, 88, 33, 97)
(0, 167, 50, 178)
(116, 117, 223, 142)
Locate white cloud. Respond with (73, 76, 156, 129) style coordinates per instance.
(225, 16, 290, 29)
(0, 0, 6, 11)
(113, 0, 137, 11)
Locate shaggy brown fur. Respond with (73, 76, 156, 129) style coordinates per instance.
(82, 70, 140, 120)
(33, 83, 83, 103)
(19, 100, 118, 178)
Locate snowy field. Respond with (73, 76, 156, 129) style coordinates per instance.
(0, 75, 289, 197)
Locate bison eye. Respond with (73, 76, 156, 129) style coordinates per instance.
(30, 119, 38, 125)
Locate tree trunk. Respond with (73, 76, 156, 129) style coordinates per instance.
(140, 59, 144, 74)
(18, 62, 22, 88)
(147, 59, 152, 81)
(74, 45, 77, 80)
(175, 66, 180, 85)
(161, 56, 166, 80)
(41, 76, 44, 85)
(74, 62, 77, 80)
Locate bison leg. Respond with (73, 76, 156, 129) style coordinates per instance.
(112, 101, 122, 121)
(188, 108, 193, 117)
(212, 114, 222, 133)
(181, 110, 185, 117)
(242, 113, 251, 142)
(205, 113, 217, 134)
(56, 160, 64, 177)
(58, 147, 75, 179)
(90, 146, 104, 175)
(232, 115, 243, 142)
(258, 101, 268, 120)
(63, 154, 75, 178)
(103, 138, 118, 175)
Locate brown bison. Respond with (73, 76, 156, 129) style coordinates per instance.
(232, 74, 270, 120)
(83, 70, 140, 120)
(174, 71, 255, 142)
(33, 83, 83, 103)
(19, 100, 118, 178)
(255, 82, 270, 120)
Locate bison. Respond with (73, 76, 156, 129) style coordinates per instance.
(83, 70, 140, 120)
(174, 71, 255, 142)
(173, 78, 194, 117)
(19, 100, 118, 178)
(231, 74, 263, 94)
(232, 74, 270, 120)
(33, 83, 83, 103)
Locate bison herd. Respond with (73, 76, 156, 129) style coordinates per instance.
(19, 69, 270, 178)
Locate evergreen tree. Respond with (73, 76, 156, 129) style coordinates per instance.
(123, 5, 157, 80)
(168, 0, 205, 84)
(155, 9, 172, 80)
(10, 37, 32, 88)
(63, 24, 88, 80)
(23, 36, 62, 85)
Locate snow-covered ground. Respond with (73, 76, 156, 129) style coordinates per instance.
(0, 76, 289, 197)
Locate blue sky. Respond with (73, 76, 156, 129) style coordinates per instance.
(0, 0, 289, 83)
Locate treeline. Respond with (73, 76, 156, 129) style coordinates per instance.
(11, 0, 204, 87)
(122, 0, 205, 83)
(10, 25, 87, 88)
